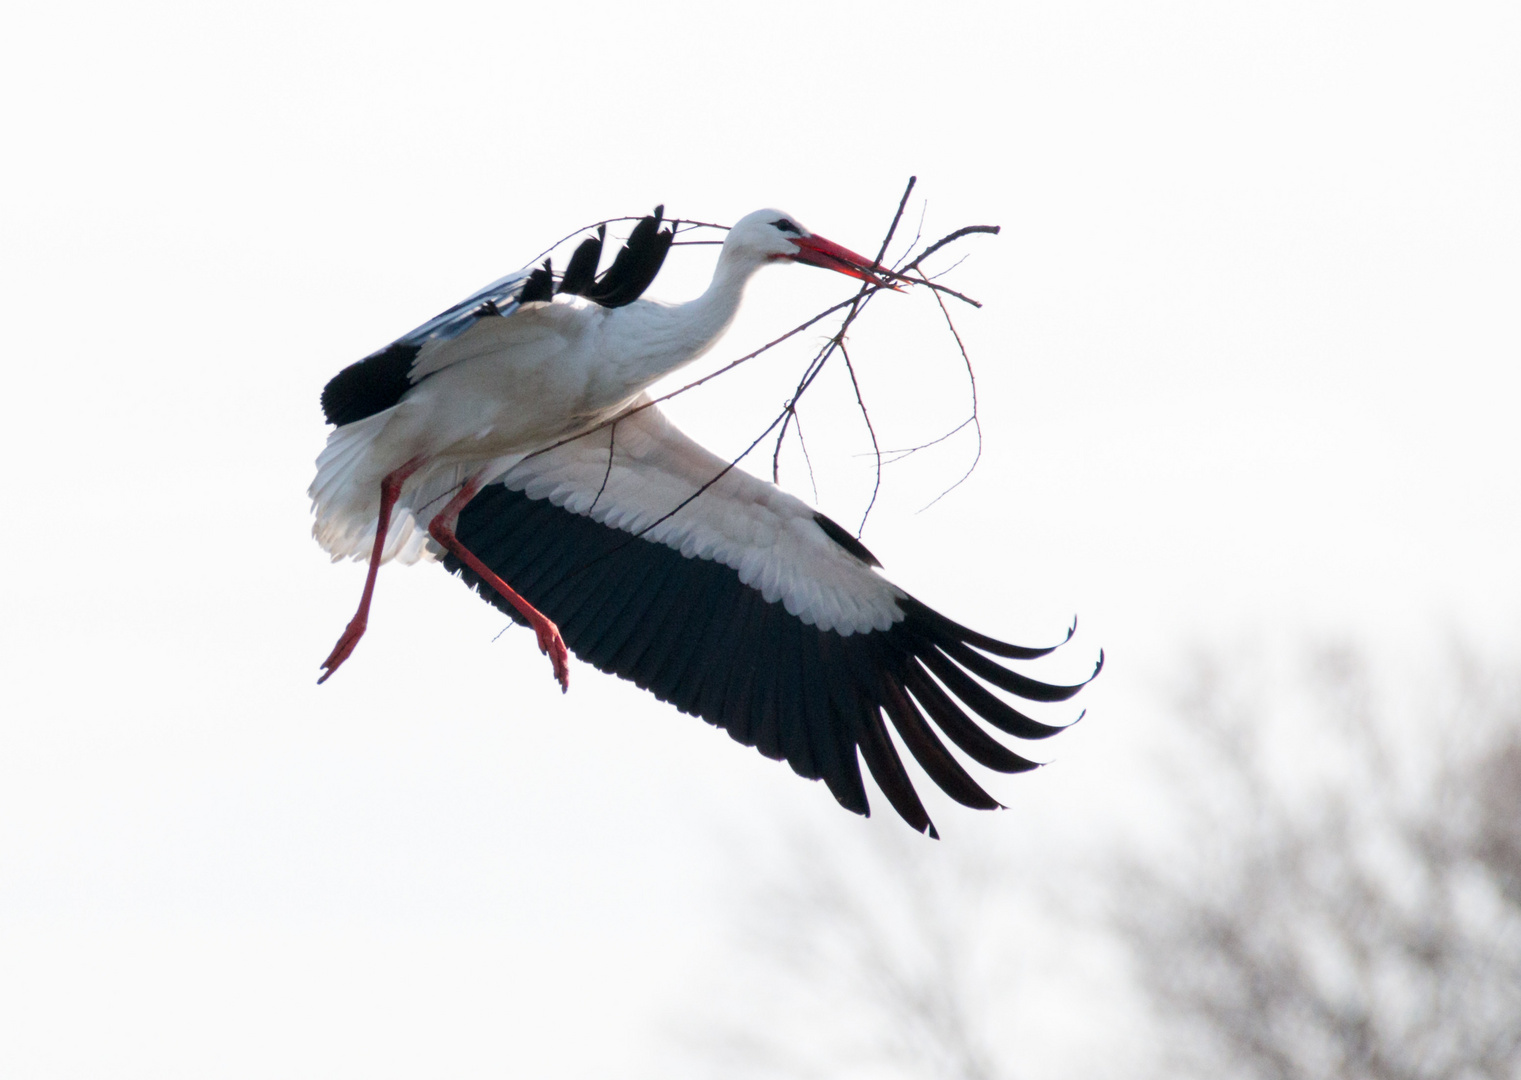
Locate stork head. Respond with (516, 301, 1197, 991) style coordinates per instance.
(724, 208, 892, 286)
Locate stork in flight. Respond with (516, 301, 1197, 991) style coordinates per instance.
(310, 206, 1097, 835)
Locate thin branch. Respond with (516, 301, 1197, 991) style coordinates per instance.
(525, 295, 862, 463)
(558, 407, 793, 583)
(923, 254, 971, 281)
(873, 176, 919, 269)
(892, 201, 929, 274)
(523, 215, 731, 270)
(770, 176, 918, 479)
(900, 225, 1001, 275)
(874, 415, 977, 464)
(913, 280, 984, 308)
(838, 341, 884, 536)
(587, 420, 617, 516)
(915, 272, 983, 514)
(791, 409, 821, 505)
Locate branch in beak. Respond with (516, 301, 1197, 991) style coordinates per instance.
(788, 234, 901, 289)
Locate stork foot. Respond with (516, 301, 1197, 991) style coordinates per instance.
(318, 617, 366, 684)
(530, 615, 571, 693)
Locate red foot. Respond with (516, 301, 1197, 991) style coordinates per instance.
(532, 616, 571, 694)
(319, 615, 366, 684)
(317, 460, 420, 687)
(428, 473, 572, 695)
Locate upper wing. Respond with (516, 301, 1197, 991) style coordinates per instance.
(319, 268, 535, 428)
(443, 400, 1098, 836)
(319, 209, 675, 428)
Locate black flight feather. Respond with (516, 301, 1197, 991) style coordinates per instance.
(443, 483, 1090, 836)
(520, 259, 555, 304)
(579, 207, 674, 309)
(321, 342, 420, 427)
(813, 513, 883, 567)
(319, 206, 675, 429)
(558, 226, 605, 296)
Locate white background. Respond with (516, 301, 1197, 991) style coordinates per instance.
(1, 1, 1517, 1075)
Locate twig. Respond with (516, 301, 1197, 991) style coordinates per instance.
(587, 420, 617, 516)
(838, 341, 884, 535)
(791, 409, 821, 505)
(525, 295, 861, 463)
(874, 415, 976, 465)
(893, 202, 929, 274)
(910, 280, 984, 308)
(524, 215, 731, 270)
(553, 405, 794, 583)
(873, 177, 919, 269)
(900, 225, 1000, 275)
(914, 270, 983, 513)
(770, 176, 919, 480)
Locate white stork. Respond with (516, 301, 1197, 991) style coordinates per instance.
(310, 206, 1097, 835)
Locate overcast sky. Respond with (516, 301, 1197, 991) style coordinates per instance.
(2, 1, 1517, 1076)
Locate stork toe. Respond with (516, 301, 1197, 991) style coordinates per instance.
(533, 618, 570, 693)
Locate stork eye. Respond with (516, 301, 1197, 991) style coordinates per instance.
(771, 218, 801, 234)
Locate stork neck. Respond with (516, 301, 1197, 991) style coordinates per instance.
(603, 251, 764, 395)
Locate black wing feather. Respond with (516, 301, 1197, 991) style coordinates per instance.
(520, 259, 555, 303)
(558, 227, 605, 296)
(902, 659, 1040, 774)
(321, 342, 420, 427)
(579, 207, 674, 308)
(444, 484, 1093, 835)
(878, 669, 1001, 811)
(321, 205, 675, 430)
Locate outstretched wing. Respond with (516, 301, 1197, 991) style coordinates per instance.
(319, 208, 675, 427)
(442, 400, 1098, 836)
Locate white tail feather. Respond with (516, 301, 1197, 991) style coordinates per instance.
(310, 415, 523, 566)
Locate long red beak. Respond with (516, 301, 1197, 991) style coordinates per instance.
(788, 234, 895, 287)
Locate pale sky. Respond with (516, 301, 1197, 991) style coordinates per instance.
(2, 1, 1517, 1076)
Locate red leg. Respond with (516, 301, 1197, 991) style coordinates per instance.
(429, 476, 570, 693)
(318, 460, 421, 684)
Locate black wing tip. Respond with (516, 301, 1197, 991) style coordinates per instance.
(574, 205, 675, 308)
(558, 233, 604, 296)
(444, 484, 1090, 838)
(1028, 709, 1087, 747)
(813, 513, 883, 568)
(320, 341, 420, 427)
(520, 258, 555, 304)
(899, 595, 1076, 660)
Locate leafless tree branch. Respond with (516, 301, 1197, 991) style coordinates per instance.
(1113, 645, 1521, 1080)
(914, 271, 982, 514)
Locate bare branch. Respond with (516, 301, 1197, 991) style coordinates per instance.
(838, 341, 884, 536)
(791, 408, 821, 505)
(915, 272, 983, 513)
(900, 225, 1001, 275)
(874, 415, 976, 465)
(586, 420, 616, 516)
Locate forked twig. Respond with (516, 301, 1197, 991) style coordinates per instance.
(837, 341, 883, 534)
(913, 269, 983, 513)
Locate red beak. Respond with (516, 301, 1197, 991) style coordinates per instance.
(788, 234, 896, 288)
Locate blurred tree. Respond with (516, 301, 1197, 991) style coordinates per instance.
(677, 645, 1521, 1080)
(676, 820, 1026, 1080)
(1115, 646, 1521, 1080)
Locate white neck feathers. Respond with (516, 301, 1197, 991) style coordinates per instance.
(597, 246, 770, 397)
